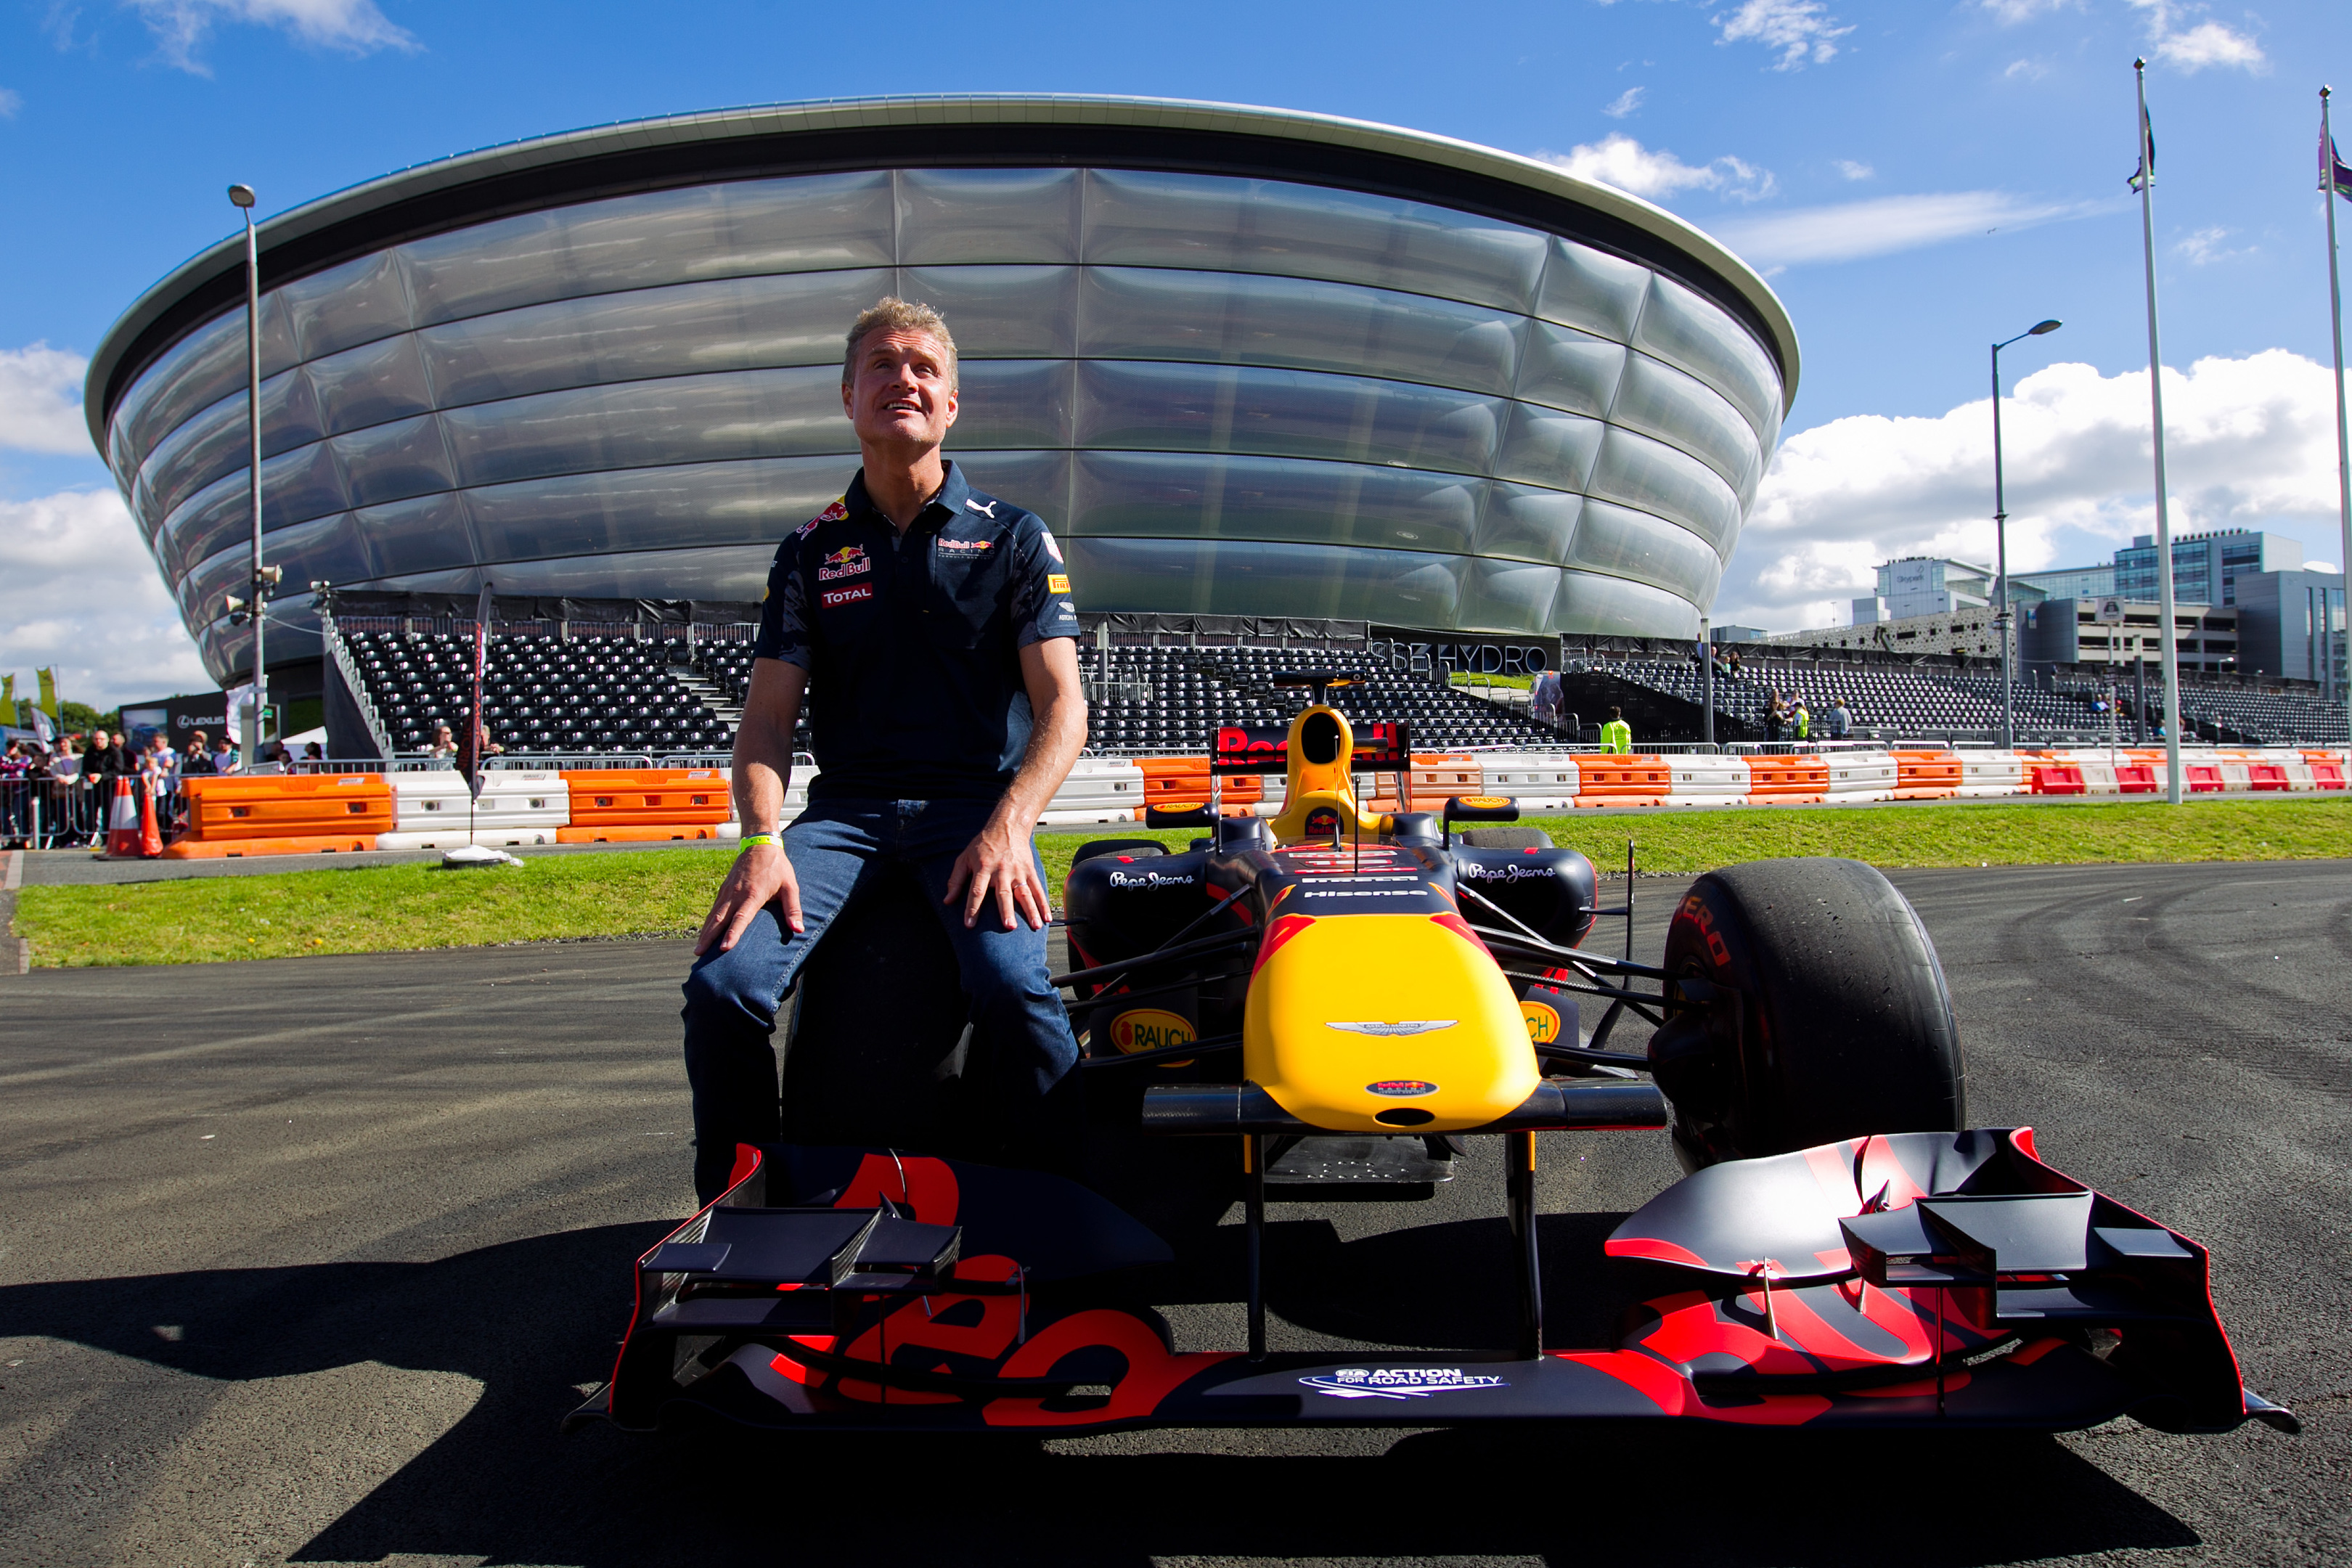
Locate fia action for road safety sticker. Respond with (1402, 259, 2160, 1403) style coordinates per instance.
(1302, 1367, 1510, 1400)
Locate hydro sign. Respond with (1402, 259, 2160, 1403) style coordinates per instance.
(1370, 633, 1555, 679)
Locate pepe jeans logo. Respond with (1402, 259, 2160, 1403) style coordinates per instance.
(1301, 1367, 1508, 1400)
(1459, 862, 1554, 881)
(817, 546, 870, 581)
(1107, 868, 1196, 889)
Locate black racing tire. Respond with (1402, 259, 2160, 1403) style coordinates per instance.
(1460, 826, 1554, 850)
(1653, 857, 1964, 1169)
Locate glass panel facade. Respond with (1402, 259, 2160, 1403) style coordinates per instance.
(106, 163, 1785, 682)
(1082, 169, 1548, 314)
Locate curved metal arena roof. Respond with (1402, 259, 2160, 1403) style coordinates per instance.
(86, 94, 1798, 449)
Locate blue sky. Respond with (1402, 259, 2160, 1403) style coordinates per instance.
(3, 0, 2348, 703)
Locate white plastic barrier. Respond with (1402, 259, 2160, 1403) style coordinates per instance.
(1957, 751, 2025, 798)
(380, 770, 570, 849)
(1664, 754, 1749, 806)
(1477, 754, 1582, 811)
(1042, 757, 1149, 824)
(1822, 751, 1897, 804)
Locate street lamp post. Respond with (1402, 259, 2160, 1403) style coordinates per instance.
(228, 183, 269, 764)
(1990, 318, 2063, 751)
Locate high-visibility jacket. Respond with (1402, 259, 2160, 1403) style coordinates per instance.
(1599, 719, 1633, 754)
(1794, 709, 1811, 740)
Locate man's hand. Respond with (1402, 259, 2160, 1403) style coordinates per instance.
(945, 815, 1050, 931)
(695, 841, 803, 955)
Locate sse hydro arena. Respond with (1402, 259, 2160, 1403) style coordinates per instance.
(86, 95, 1797, 700)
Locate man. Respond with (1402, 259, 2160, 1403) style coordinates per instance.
(1829, 700, 1852, 741)
(181, 730, 218, 777)
(679, 298, 1088, 1204)
(1599, 706, 1632, 755)
(1529, 666, 1562, 730)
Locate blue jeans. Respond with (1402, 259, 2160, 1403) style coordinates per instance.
(679, 797, 1080, 1202)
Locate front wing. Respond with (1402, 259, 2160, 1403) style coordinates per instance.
(575, 1132, 2292, 1437)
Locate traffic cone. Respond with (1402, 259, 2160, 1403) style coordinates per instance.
(103, 777, 140, 857)
(137, 780, 165, 858)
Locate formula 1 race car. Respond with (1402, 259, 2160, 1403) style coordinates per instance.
(574, 677, 2295, 1438)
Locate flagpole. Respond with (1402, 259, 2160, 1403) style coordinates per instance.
(2324, 86, 2352, 740)
(2136, 59, 2184, 804)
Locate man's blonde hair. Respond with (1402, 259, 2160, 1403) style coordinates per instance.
(843, 297, 958, 393)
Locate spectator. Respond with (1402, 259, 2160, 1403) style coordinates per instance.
(181, 730, 218, 777)
(1726, 646, 1744, 677)
(1829, 698, 1852, 740)
(1763, 690, 1787, 743)
(301, 741, 324, 761)
(0, 740, 28, 848)
(213, 735, 241, 773)
(1792, 698, 1813, 742)
(1599, 706, 1633, 754)
(1530, 666, 1562, 729)
(428, 722, 457, 759)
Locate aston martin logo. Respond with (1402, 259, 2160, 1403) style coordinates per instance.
(1325, 1020, 1455, 1036)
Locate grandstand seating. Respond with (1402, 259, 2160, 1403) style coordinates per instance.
(1076, 643, 1559, 751)
(1602, 656, 2351, 746)
(343, 629, 733, 754)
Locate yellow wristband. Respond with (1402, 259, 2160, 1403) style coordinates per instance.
(739, 833, 777, 851)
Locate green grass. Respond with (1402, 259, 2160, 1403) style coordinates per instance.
(15, 796, 2350, 966)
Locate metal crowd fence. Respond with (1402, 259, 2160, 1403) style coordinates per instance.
(0, 773, 167, 849)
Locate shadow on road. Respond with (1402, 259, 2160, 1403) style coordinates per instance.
(0, 1217, 2200, 1566)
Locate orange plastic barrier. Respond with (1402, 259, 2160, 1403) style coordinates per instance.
(2303, 751, 2348, 790)
(1572, 756, 1675, 807)
(2028, 764, 2087, 796)
(555, 824, 728, 843)
(562, 769, 730, 828)
(1743, 754, 1829, 803)
(1890, 751, 1961, 799)
(1134, 755, 1257, 817)
(162, 833, 377, 859)
(182, 775, 393, 842)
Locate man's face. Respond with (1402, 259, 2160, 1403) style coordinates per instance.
(841, 330, 957, 454)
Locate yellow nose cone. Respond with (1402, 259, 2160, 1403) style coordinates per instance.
(1244, 913, 1538, 1132)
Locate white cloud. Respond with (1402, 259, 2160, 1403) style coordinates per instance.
(1834, 159, 1874, 181)
(2004, 57, 2049, 80)
(127, 0, 419, 76)
(1711, 189, 2096, 266)
(1980, 0, 2076, 23)
(2127, 1, 2266, 75)
(1602, 86, 1646, 119)
(1712, 0, 1853, 70)
(0, 489, 210, 709)
(0, 343, 95, 454)
(1535, 134, 1777, 203)
(1722, 350, 2348, 630)
(0, 88, 21, 118)
(2174, 225, 2251, 265)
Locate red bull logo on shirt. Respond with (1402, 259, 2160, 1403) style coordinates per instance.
(817, 545, 870, 581)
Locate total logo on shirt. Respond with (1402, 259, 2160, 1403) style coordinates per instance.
(817, 545, 870, 582)
(820, 584, 874, 609)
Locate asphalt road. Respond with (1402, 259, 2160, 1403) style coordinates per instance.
(0, 860, 2343, 1567)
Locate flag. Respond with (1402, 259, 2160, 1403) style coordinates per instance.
(2324, 124, 2352, 200)
(1, 674, 14, 721)
(30, 706, 54, 746)
(2128, 102, 2155, 192)
(454, 583, 494, 798)
(36, 667, 59, 719)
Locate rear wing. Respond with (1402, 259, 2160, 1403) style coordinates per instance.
(1209, 719, 1411, 775)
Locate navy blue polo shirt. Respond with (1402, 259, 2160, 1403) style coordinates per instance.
(752, 462, 1080, 801)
